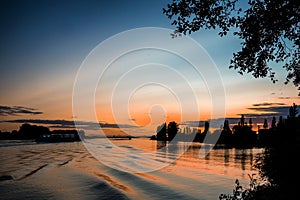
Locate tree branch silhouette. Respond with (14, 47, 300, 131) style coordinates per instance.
(163, 0, 300, 95)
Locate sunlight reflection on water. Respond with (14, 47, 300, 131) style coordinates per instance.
(0, 138, 264, 200)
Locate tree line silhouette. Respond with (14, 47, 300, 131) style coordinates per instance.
(0, 123, 82, 142)
(152, 103, 300, 148)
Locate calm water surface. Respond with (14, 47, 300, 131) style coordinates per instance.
(0, 138, 264, 200)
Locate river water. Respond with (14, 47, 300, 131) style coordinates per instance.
(0, 138, 264, 200)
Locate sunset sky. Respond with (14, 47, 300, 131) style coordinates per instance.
(0, 0, 299, 134)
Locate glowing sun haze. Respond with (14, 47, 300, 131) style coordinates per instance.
(0, 1, 299, 134)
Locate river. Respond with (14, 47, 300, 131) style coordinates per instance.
(0, 138, 264, 200)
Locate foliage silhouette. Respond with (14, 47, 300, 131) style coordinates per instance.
(219, 174, 280, 200)
(217, 119, 233, 145)
(163, 0, 300, 94)
(167, 121, 179, 141)
(156, 122, 167, 141)
(0, 123, 82, 142)
(222, 103, 300, 199)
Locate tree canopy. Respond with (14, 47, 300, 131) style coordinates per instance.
(163, 0, 300, 94)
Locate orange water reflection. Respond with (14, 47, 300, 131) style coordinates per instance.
(110, 138, 263, 179)
(0, 139, 264, 199)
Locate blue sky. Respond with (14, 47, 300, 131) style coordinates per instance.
(0, 0, 299, 133)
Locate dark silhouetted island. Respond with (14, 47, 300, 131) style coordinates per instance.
(0, 123, 83, 143)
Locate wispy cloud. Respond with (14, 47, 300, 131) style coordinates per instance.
(2, 119, 137, 130)
(251, 102, 285, 107)
(248, 106, 289, 113)
(247, 102, 290, 117)
(278, 96, 300, 100)
(0, 105, 43, 116)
